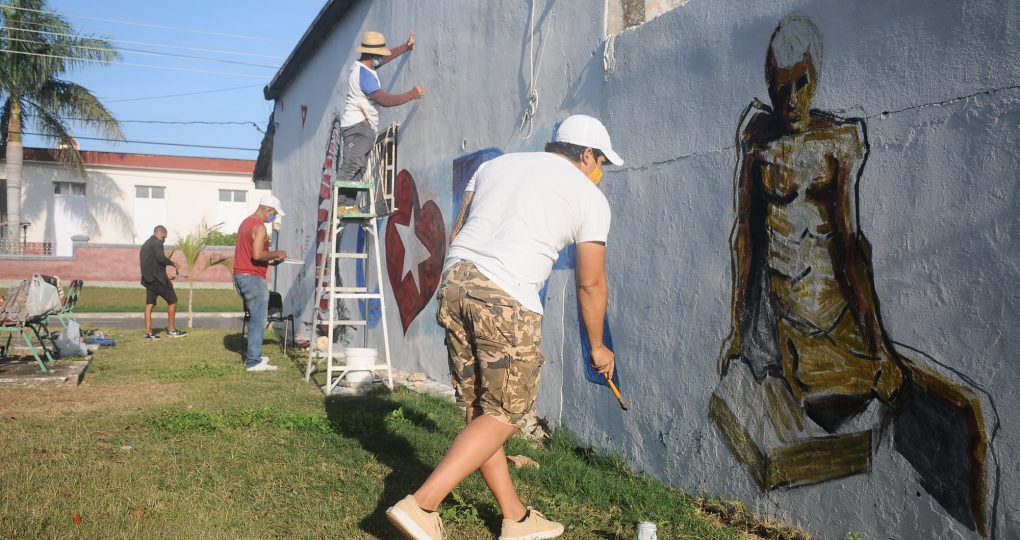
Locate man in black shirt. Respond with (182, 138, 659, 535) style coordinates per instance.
(139, 225, 185, 340)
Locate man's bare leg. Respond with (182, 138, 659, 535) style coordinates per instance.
(412, 413, 519, 515)
(468, 407, 527, 520)
(167, 303, 177, 332)
(144, 304, 155, 334)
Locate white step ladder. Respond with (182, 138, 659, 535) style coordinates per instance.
(305, 123, 398, 392)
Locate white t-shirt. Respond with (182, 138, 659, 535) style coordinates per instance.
(446, 152, 611, 314)
(340, 62, 382, 129)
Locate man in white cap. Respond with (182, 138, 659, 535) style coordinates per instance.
(386, 115, 623, 540)
(233, 195, 288, 372)
(337, 30, 424, 214)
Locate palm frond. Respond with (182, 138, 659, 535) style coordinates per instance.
(33, 80, 123, 140)
(174, 221, 230, 277)
(24, 101, 84, 175)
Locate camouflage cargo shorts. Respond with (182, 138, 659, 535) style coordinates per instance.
(436, 261, 544, 430)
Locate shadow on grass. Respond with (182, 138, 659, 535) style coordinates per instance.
(221, 330, 286, 361)
(324, 389, 441, 539)
(222, 332, 246, 357)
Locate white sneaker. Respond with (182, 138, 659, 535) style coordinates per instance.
(245, 359, 278, 372)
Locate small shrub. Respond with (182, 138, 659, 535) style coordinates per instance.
(206, 231, 237, 246)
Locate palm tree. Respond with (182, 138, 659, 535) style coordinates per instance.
(0, 0, 123, 243)
(168, 220, 233, 328)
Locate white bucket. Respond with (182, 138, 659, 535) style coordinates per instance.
(343, 347, 377, 386)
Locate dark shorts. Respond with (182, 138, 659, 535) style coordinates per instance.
(436, 261, 544, 430)
(144, 279, 177, 305)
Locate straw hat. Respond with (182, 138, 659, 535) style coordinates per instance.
(355, 31, 392, 56)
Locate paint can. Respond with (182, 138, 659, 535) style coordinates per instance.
(343, 347, 377, 386)
(637, 521, 657, 540)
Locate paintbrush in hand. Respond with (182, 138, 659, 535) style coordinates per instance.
(604, 373, 628, 411)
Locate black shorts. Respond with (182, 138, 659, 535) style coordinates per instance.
(144, 279, 178, 305)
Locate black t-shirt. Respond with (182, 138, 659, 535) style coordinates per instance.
(139, 235, 173, 285)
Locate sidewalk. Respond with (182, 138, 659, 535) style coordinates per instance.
(75, 312, 244, 330)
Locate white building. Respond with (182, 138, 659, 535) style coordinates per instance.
(2, 148, 266, 254)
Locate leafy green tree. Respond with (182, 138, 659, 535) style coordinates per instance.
(168, 221, 233, 328)
(0, 0, 123, 241)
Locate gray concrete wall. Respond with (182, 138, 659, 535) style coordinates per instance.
(270, 0, 1020, 537)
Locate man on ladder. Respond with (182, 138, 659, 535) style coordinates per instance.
(337, 30, 423, 214)
(307, 30, 420, 390)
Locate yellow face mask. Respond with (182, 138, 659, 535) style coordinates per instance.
(587, 165, 603, 185)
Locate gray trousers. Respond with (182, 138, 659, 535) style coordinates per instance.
(337, 120, 376, 205)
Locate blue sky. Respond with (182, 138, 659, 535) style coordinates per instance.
(21, 1, 326, 160)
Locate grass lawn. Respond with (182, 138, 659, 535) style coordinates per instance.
(0, 327, 780, 539)
(77, 286, 242, 313)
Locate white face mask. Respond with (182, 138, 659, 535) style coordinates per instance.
(371, 57, 382, 69)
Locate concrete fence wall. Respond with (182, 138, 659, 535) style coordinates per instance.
(0, 243, 235, 285)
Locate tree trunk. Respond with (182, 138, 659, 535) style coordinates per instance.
(188, 282, 194, 328)
(5, 103, 22, 245)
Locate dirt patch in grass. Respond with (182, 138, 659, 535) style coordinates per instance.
(695, 497, 812, 540)
(0, 379, 184, 417)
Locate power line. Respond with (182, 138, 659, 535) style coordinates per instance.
(103, 84, 263, 103)
(20, 131, 259, 151)
(2, 34, 279, 69)
(22, 112, 264, 128)
(1, 3, 287, 43)
(0, 48, 269, 79)
(0, 25, 286, 60)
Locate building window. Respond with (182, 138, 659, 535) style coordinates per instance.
(136, 185, 165, 199)
(217, 190, 249, 233)
(54, 182, 86, 196)
(219, 189, 246, 203)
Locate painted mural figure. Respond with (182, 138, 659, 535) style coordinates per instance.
(711, 15, 996, 535)
(720, 14, 908, 415)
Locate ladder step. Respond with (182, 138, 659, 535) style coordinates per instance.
(327, 364, 393, 372)
(334, 181, 373, 190)
(337, 212, 376, 220)
(309, 320, 368, 326)
(330, 292, 383, 299)
(333, 252, 368, 259)
(332, 286, 368, 293)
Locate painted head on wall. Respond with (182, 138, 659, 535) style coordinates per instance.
(765, 14, 823, 132)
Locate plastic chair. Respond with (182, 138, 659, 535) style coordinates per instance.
(241, 291, 294, 353)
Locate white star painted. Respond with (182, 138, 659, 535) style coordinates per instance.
(395, 205, 430, 291)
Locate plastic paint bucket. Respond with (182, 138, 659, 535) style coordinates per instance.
(343, 347, 377, 386)
(637, 522, 657, 540)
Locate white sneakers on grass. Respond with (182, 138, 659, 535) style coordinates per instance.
(245, 357, 278, 372)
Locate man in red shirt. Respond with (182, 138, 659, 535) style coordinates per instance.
(234, 195, 288, 372)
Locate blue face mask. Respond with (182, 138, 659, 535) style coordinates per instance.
(264, 213, 276, 224)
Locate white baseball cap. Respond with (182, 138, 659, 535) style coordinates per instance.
(259, 194, 286, 216)
(553, 114, 624, 166)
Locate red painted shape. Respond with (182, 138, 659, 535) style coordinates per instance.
(384, 170, 446, 333)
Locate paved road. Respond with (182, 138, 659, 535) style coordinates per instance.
(74, 312, 244, 331)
